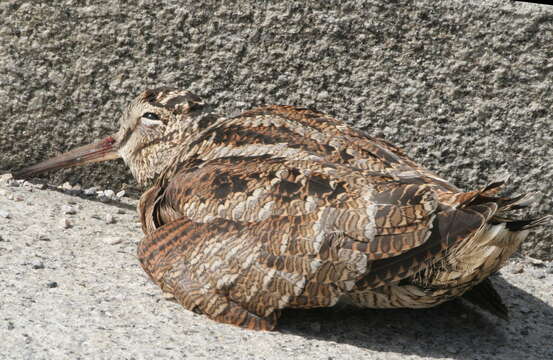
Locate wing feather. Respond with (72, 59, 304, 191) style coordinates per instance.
(136, 153, 471, 328)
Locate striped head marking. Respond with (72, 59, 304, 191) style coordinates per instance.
(115, 87, 218, 185)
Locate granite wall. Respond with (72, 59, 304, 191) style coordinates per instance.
(1, 0, 552, 258)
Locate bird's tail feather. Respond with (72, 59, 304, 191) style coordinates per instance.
(452, 178, 550, 232)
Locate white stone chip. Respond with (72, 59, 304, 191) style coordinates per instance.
(102, 237, 122, 245)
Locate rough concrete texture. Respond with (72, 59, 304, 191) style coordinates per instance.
(0, 1, 551, 222)
(1, 180, 553, 359)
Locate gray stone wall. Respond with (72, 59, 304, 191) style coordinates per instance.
(1, 0, 552, 258)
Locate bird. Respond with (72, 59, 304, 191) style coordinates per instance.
(14, 87, 550, 330)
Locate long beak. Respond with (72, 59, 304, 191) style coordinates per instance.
(13, 135, 121, 179)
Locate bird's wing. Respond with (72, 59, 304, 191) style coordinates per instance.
(137, 156, 494, 329)
(176, 105, 460, 194)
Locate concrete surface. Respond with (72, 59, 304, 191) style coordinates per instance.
(1, 179, 552, 360)
(1, 0, 551, 259)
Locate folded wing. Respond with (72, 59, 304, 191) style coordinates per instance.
(136, 155, 497, 329)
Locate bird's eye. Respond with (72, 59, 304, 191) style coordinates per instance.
(140, 112, 163, 128)
(142, 112, 159, 120)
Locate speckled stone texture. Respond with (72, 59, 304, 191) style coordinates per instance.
(1, 0, 552, 258)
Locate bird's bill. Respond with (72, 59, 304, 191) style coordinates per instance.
(13, 135, 121, 179)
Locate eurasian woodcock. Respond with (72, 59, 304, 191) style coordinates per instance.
(14, 88, 550, 330)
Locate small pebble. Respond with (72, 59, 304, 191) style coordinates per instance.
(32, 261, 45, 270)
(528, 258, 545, 268)
(512, 264, 524, 274)
(546, 264, 553, 274)
(61, 205, 76, 215)
(98, 195, 111, 203)
(37, 235, 50, 241)
(22, 181, 34, 192)
(32, 182, 46, 190)
(116, 209, 126, 214)
(104, 189, 115, 199)
(61, 182, 73, 190)
(83, 187, 97, 196)
(8, 180, 20, 187)
(47, 282, 58, 288)
(0, 173, 13, 183)
(536, 273, 546, 279)
(14, 196, 24, 202)
(102, 237, 122, 245)
(105, 214, 115, 224)
(7, 322, 14, 330)
(116, 190, 126, 198)
(0, 210, 11, 219)
(60, 218, 72, 229)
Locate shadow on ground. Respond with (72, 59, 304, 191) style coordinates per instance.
(278, 275, 553, 359)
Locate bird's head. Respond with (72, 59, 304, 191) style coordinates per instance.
(14, 88, 217, 186)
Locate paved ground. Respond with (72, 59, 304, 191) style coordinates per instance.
(1, 178, 552, 359)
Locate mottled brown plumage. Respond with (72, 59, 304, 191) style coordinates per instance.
(14, 88, 550, 330)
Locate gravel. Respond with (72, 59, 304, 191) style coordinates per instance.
(37, 234, 50, 242)
(103, 190, 115, 199)
(61, 205, 76, 215)
(1, 172, 552, 360)
(83, 187, 97, 196)
(31, 261, 45, 270)
(102, 236, 122, 245)
(511, 264, 525, 274)
(104, 213, 115, 224)
(59, 218, 71, 229)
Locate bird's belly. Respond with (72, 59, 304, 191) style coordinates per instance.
(340, 285, 453, 309)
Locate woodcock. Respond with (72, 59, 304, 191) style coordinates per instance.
(14, 88, 550, 330)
